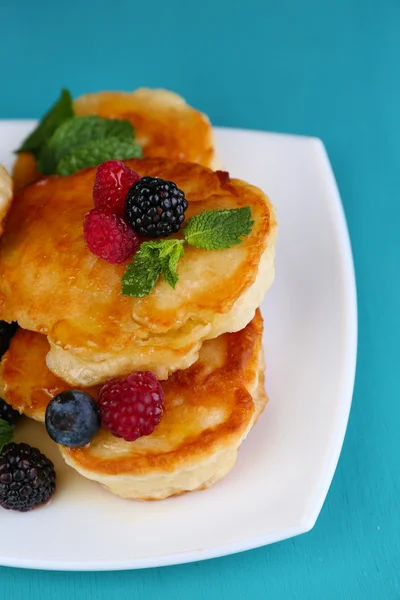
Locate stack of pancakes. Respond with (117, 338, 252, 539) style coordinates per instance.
(0, 89, 277, 500)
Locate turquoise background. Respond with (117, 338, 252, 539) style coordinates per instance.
(1, 0, 399, 598)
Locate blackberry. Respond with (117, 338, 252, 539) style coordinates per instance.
(0, 321, 17, 358)
(125, 177, 188, 237)
(0, 443, 55, 511)
(0, 398, 20, 426)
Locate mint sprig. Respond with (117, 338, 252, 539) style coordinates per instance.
(159, 239, 185, 288)
(38, 116, 137, 175)
(56, 137, 142, 176)
(16, 89, 74, 157)
(0, 419, 13, 453)
(15, 89, 143, 176)
(49, 116, 134, 161)
(122, 239, 185, 298)
(184, 207, 254, 249)
(121, 207, 253, 298)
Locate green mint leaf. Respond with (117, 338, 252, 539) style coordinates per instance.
(16, 89, 74, 157)
(0, 419, 13, 454)
(56, 136, 142, 176)
(122, 244, 162, 298)
(38, 116, 135, 175)
(159, 240, 185, 289)
(50, 116, 134, 159)
(37, 144, 58, 176)
(122, 240, 185, 297)
(184, 207, 254, 250)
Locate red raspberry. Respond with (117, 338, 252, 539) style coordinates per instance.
(84, 208, 139, 264)
(93, 160, 141, 216)
(99, 372, 164, 442)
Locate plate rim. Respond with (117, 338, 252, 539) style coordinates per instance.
(0, 123, 357, 570)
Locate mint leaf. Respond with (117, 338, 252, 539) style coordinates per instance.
(184, 207, 253, 250)
(121, 209, 253, 298)
(158, 240, 185, 289)
(16, 89, 74, 157)
(38, 116, 134, 175)
(122, 239, 185, 297)
(0, 419, 13, 453)
(37, 144, 58, 176)
(122, 244, 162, 298)
(15, 89, 142, 177)
(50, 116, 134, 159)
(56, 136, 142, 176)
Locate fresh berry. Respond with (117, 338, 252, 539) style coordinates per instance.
(125, 176, 188, 237)
(0, 443, 55, 511)
(84, 208, 139, 264)
(93, 160, 141, 216)
(45, 390, 101, 447)
(99, 372, 164, 442)
(0, 398, 20, 426)
(0, 321, 17, 359)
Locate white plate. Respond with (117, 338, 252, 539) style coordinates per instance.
(0, 122, 357, 570)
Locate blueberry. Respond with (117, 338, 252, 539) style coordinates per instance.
(0, 321, 18, 359)
(45, 390, 101, 447)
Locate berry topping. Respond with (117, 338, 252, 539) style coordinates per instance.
(125, 176, 188, 238)
(93, 160, 141, 216)
(0, 321, 17, 359)
(84, 208, 139, 264)
(0, 443, 55, 511)
(45, 390, 101, 448)
(0, 398, 20, 426)
(99, 372, 164, 442)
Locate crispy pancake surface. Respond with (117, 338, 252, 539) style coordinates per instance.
(13, 88, 217, 191)
(0, 158, 277, 386)
(0, 312, 267, 500)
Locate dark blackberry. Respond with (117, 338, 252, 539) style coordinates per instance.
(0, 398, 20, 426)
(0, 321, 17, 358)
(0, 443, 55, 512)
(125, 176, 188, 237)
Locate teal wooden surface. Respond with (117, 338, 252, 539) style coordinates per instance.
(0, 0, 399, 597)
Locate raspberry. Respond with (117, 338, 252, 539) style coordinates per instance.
(93, 160, 141, 216)
(0, 443, 55, 512)
(125, 177, 188, 237)
(99, 372, 164, 442)
(84, 208, 139, 264)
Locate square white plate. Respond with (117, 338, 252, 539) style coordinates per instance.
(0, 123, 357, 570)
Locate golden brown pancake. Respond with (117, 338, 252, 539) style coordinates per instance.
(0, 329, 98, 421)
(13, 88, 217, 191)
(0, 312, 267, 500)
(0, 158, 277, 387)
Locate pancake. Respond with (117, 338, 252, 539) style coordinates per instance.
(13, 88, 217, 191)
(0, 312, 268, 500)
(0, 329, 98, 421)
(0, 158, 277, 387)
(0, 165, 12, 237)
